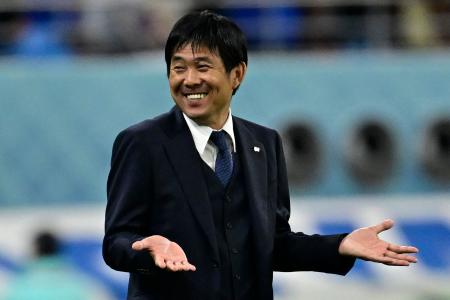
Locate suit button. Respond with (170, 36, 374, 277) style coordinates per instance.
(232, 248, 238, 254)
(226, 222, 233, 229)
(226, 196, 232, 203)
(212, 263, 219, 268)
(234, 274, 241, 280)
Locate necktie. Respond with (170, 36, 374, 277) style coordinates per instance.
(210, 131, 233, 186)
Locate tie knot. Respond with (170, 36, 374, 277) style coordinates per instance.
(210, 131, 229, 153)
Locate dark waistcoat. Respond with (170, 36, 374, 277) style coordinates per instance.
(200, 152, 257, 300)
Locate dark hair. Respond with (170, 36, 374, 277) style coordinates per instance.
(164, 10, 248, 80)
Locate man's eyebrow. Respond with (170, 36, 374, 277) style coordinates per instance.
(171, 55, 185, 63)
(171, 55, 214, 63)
(193, 56, 213, 63)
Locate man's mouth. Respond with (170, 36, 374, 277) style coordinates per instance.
(185, 93, 208, 100)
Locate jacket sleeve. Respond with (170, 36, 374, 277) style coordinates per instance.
(102, 129, 157, 274)
(271, 132, 355, 275)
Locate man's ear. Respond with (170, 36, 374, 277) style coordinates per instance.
(232, 62, 247, 90)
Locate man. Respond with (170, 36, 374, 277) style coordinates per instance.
(103, 10, 418, 300)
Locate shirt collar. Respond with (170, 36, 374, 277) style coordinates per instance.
(183, 111, 236, 154)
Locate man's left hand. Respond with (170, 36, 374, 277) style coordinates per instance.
(338, 219, 419, 266)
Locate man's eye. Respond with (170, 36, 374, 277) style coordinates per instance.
(173, 66, 185, 72)
(198, 65, 210, 71)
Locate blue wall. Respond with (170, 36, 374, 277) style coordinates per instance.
(1, 52, 450, 205)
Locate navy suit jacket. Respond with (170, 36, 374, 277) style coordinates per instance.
(103, 106, 355, 300)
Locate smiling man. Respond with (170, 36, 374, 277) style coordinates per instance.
(168, 43, 245, 129)
(103, 10, 418, 300)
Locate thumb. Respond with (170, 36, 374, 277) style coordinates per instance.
(132, 240, 144, 251)
(372, 219, 394, 234)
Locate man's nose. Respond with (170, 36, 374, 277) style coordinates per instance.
(184, 69, 201, 86)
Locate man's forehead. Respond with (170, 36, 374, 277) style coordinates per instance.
(171, 43, 219, 60)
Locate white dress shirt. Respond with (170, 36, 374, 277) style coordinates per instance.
(183, 112, 236, 170)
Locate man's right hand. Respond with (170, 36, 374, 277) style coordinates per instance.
(132, 235, 196, 272)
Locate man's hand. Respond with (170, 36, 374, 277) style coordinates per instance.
(338, 219, 419, 266)
(132, 235, 196, 272)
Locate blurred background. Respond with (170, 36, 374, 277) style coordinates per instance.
(1, 0, 450, 299)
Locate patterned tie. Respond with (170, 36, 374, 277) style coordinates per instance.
(210, 131, 233, 186)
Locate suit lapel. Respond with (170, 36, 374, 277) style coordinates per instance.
(161, 109, 272, 262)
(234, 118, 271, 246)
(162, 108, 219, 259)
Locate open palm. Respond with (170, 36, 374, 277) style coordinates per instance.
(132, 235, 196, 272)
(338, 219, 418, 266)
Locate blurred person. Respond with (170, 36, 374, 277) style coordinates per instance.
(6, 9, 75, 58)
(0, 12, 25, 55)
(5, 230, 110, 300)
(78, 0, 184, 54)
(400, 0, 440, 48)
(103, 10, 419, 300)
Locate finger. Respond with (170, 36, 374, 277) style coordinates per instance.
(364, 251, 415, 266)
(167, 261, 188, 272)
(165, 260, 177, 271)
(180, 260, 196, 271)
(371, 219, 394, 234)
(187, 263, 196, 271)
(154, 256, 167, 269)
(365, 254, 395, 265)
(172, 261, 184, 272)
(132, 241, 144, 251)
(178, 261, 190, 271)
(371, 253, 409, 266)
(367, 251, 416, 266)
(384, 250, 418, 263)
(387, 244, 419, 254)
(382, 257, 410, 266)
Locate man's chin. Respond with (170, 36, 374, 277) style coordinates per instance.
(183, 110, 206, 123)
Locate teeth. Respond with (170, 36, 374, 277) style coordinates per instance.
(186, 93, 207, 100)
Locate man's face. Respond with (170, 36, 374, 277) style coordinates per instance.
(169, 44, 245, 129)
